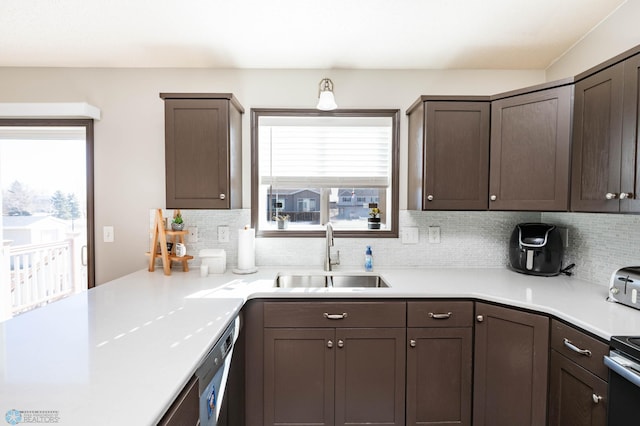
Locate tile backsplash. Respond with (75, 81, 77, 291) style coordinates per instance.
(171, 209, 640, 287)
(542, 212, 640, 286)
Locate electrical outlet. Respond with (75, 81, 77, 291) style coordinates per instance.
(402, 227, 419, 244)
(218, 226, 230, 243)
(103, 226, 114, 243)
(428, 226, 441, 244)
(187, 226, 198, 243)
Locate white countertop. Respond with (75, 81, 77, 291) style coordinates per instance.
(2, 266, 640, 425)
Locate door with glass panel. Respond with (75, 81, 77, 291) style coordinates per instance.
(0, 120, 94, 319)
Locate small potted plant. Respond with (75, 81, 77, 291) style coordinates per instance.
(368, 203, 381, 229)
(171, 211, 185, 231)
(273, 214, 290, 229)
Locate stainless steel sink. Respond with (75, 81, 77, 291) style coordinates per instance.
(274, 274, 329, 288)
(330, 275, 389, 288)
(274, 273, 389, 288)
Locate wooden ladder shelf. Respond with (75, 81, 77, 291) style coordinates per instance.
(147, 208, 193, 275)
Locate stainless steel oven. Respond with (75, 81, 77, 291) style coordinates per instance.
(604, 336, 640, 426)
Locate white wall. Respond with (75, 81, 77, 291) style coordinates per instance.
(0, 67, 544, 283)
(546, 0, 640, 80)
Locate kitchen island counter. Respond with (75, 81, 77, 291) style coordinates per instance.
(1, 266, 638, 425)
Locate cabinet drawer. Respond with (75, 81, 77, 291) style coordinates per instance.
(551, 320, 609, 380)
(407, 301, 473, 327)
(264, 301, 406, 328)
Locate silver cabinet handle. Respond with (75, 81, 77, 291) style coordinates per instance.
(563, 338, 592, 357)
(592, 394, 603, 404)
(619, 192, 634, 199)
(337, 340, 344, 348)
(490, 195, 497, 201)
(324, 312, 348, 320)
(427, 195, 434, 201)
(476, 315, 484, 322)
(410, 339, 416, 348)
(428, 312, 452, 319)
(605, 192, 618, 200)
(219, 193, 226, 200)
(327, 340, 333, 348)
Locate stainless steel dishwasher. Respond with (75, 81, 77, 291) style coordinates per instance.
(196, 315, 240, 426)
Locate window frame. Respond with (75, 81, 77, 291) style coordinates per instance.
(251, 108, 399, 238)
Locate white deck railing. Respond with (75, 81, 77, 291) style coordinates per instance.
(9, 240, 76, 315)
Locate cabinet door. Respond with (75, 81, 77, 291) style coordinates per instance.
(622, 54, 640, 212)
(473, 303, 549, 426)
(490, 86, 572, 211)
(157, 375, 199, 426)
(264, 328, 335, 426)
(548, 350, 607, 426)
(334, 328, 405, 426)
(571, 63, 625, 212)
(423, 102, 490, 210)
(406, 327, 472, 426)
(164, 98, 233, 209)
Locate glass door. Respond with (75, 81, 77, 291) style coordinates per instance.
(0, 120, 94, 318)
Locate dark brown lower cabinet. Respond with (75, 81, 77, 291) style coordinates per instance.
(406, 327, 473, 426)
(264, 328, 334, 426)
(548, 350, 607, 426)
(263, 327, 405, 426)
(473, 302, 549, 426)
(157, 375, 199, 426)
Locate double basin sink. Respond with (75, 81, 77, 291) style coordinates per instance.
(274, 273, 390, 288)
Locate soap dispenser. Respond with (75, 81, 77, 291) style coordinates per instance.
(364, 246, 373, 272)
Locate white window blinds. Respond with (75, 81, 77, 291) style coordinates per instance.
(259, 116, 392, 189)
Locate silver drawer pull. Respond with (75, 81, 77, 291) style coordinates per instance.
(410, 339, 416, 348)
(327, 340, 333, 348)
(592, 394, 603, 404)
(428, 312, 452, 319)
(324, 312, 348, 320)
(337, 340, 344, 348)
(563, 338, 592, 357)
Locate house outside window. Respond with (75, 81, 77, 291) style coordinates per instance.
(251, 109, 399, 237)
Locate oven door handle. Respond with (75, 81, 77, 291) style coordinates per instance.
(605, 355, 640, 388)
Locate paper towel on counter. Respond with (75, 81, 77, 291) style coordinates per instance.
(237, 227, 256, 271)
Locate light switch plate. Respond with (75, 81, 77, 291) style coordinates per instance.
(402, 227, 419, 244)
(103, 226, 114, 243)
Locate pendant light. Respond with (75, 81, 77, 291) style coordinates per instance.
(316, 78, 337, 111)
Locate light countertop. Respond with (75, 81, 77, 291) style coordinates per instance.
(2, 266, 640, 425)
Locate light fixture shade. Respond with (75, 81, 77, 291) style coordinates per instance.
(317, 78, 337, 110)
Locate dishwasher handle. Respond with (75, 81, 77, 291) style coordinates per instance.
(605, 354, 640, 389)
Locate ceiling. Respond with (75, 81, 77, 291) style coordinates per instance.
(0, 0, 627, 70)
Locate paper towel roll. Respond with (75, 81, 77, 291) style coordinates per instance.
(237, 227, 256, 271)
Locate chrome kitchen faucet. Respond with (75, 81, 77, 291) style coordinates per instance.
(324, 223, 340, 271)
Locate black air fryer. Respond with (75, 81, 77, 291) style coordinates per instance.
(509, 223, 564, 276)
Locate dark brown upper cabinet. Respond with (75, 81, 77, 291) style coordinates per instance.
(489, 85, 573, 211)
(571, 63, 625, 212)
(572, 53, 640, 212)
(160, 93, 243, 209)
(407, 98, 490, 210)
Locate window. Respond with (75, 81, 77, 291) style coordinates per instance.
(251, 109, 399, 237)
